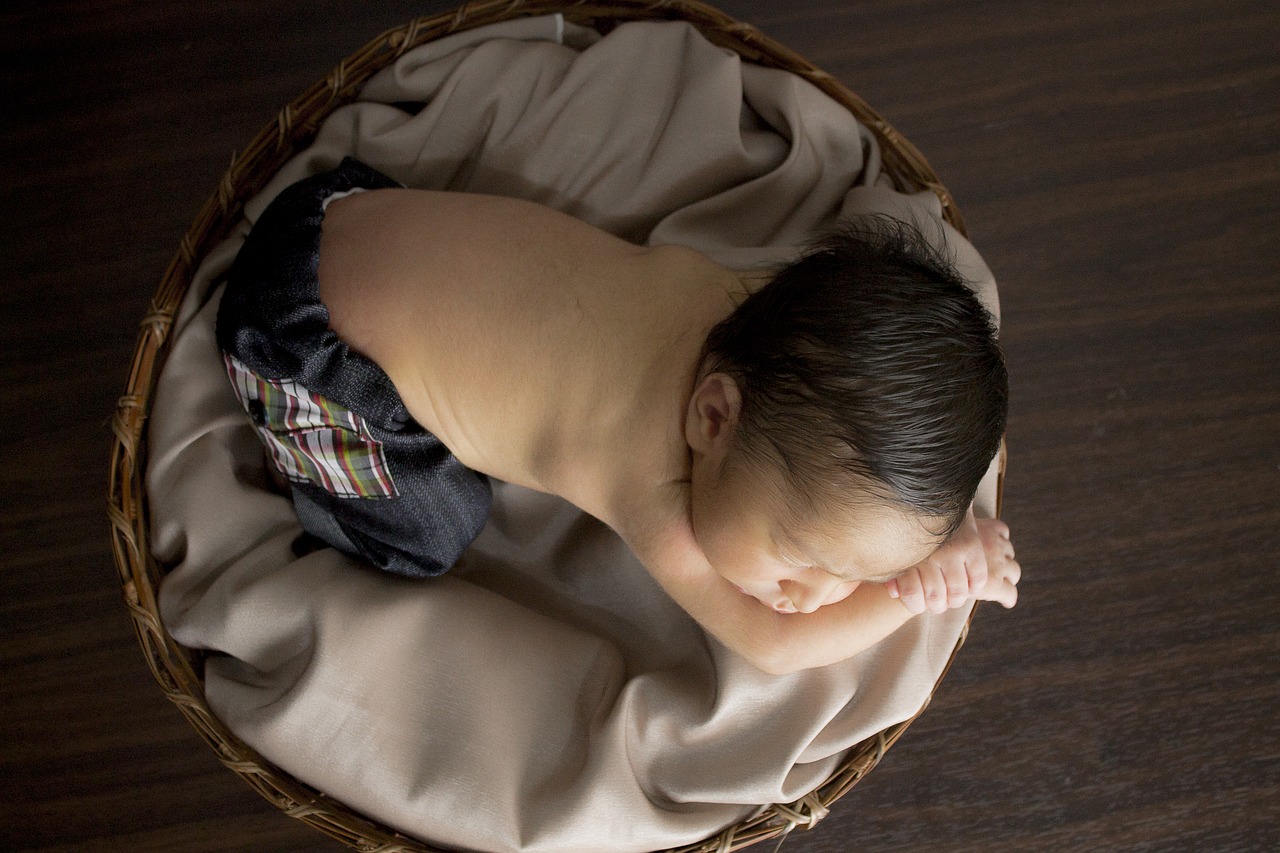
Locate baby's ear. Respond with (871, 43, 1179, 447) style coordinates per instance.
(685, 372, 742, 453)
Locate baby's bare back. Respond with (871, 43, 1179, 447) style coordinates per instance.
(316, 188, 739, 527)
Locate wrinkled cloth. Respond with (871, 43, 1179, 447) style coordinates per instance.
(149, 15, 1001, 853)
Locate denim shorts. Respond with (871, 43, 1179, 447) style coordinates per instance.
(215, 157, 492, 578)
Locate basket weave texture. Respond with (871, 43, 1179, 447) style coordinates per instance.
(108, 2, 992, 851)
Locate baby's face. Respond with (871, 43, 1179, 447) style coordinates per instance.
(690, 462, 939, 614)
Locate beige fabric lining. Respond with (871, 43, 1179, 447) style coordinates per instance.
(148, 16, 998, 853)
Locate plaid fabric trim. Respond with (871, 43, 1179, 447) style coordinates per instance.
(223, 353, 398, 499)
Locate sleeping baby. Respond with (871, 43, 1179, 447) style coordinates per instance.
(217, 157, 1020, 675)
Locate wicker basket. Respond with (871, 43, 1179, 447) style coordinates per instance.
(108, 2, 998, 850)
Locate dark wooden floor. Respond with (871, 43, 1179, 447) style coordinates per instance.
(2, 1, 1277, 851)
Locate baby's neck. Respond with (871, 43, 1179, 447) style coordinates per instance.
(534, 337, 698, 531)
(541, 250, 747, 536)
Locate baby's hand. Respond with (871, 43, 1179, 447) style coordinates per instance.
(885, 512, 1020, 615)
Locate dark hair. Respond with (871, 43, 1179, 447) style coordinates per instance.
(700, 215, 1007, 536)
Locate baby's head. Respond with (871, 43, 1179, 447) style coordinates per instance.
(685, 216, 1008, 613)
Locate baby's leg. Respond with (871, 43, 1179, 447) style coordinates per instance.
(289, 410, 492, 579)
(216, 159, 491, 578)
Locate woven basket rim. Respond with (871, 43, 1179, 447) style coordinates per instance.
(107, 2, 993, 851)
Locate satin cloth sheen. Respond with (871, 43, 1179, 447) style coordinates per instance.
(149, 15, 1002, 853)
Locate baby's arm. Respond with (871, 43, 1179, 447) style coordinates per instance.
(633, 505, 1019, 676)
(631, 530, 927, 675)
(640, 549, 915, 675)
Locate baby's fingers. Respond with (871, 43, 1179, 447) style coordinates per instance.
(977, 518, 1014, 557)
(887, 569, 930, 615)
(988, 576, 1020, 608)
(985, 557, 1022, 608)
(920, 565, 950, 614)
(966, 557, 989, 598)
(944, 550, 985, 609)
